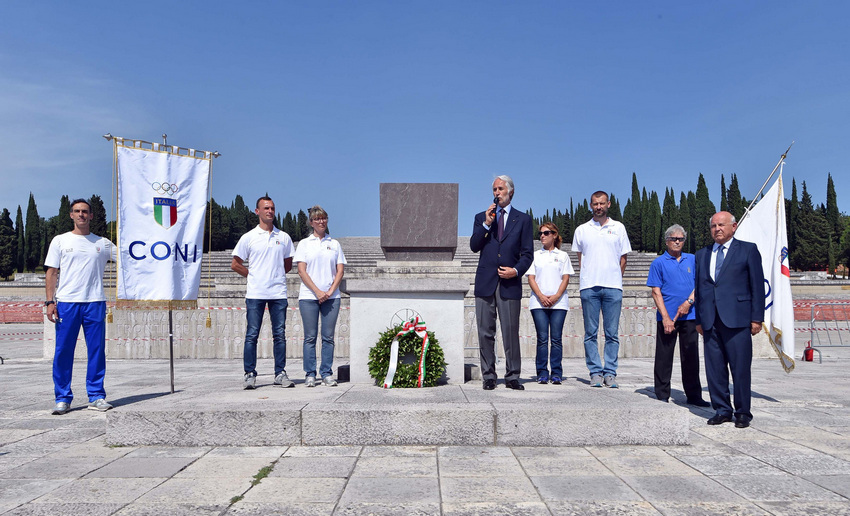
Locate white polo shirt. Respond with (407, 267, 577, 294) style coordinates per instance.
(571, 218, 631, 291)
(293, 234, 347, 301)
(232, 226, 293, 300)
(45, 232, 115, 303)
(525, 248, 575, 310)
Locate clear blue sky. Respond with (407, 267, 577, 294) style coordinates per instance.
(1, 2, 847, 237)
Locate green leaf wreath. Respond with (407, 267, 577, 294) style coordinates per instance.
(368, 323, 447, 388)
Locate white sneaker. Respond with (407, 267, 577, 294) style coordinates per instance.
(52, 402, 70, 415)
(305, 376, 316, 388)
(603, 375, 619, 389)
(274, 372, 294, 388)
(88, 399, 113, 411)
(243, 373, 257, 390)
(322, 376, 338, 387)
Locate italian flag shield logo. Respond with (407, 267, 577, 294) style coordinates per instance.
(153, 197, 178, 229)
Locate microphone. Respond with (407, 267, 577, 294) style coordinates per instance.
(491, 196, 499, 216)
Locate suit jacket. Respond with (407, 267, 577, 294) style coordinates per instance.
(694, 238, 765, 331)
(470, 207, 534, 299)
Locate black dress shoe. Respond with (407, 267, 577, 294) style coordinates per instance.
(483, 379, 496, 390)
(658, 398, 669, 403)
(506, 379, 525, 390)
(735, 415, 751, 428)
(688, 399, 711, 407)
(707, 414, 733, 425)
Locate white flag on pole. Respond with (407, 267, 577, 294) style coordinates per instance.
(116, 144, 210, 305)
(736, 170, 795, 372)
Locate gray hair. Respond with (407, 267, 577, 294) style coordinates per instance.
(665, 224, 686, 240)
(495, 174, 514, 198)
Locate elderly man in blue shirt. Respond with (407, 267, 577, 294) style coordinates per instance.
(646, 224, 710, 406)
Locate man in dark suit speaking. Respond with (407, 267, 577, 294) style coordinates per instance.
(470, 175, 534, 391)
(695, 211, 765, 428)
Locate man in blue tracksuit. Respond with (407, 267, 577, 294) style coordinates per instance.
(45, 198, 115, 415)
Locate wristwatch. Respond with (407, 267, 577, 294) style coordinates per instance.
(44, 300, 55, 306)
(687, 298, 694, 305)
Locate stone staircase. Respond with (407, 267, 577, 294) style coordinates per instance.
(193, 236, 661, 293)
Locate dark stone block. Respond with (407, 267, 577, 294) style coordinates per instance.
(337, 364, 350, 383)
(380, 183, 458, 261)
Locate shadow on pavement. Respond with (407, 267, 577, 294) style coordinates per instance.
(110, 391, 174, 408)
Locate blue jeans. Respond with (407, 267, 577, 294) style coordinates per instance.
(530, 308, 567, 378)
(54, 301, 107, 403)
(244, 298, 288, 376)
(579, 287, 622, 377)
(300, 298, 341, 379)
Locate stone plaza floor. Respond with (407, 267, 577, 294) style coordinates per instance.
(1, 323, 850, 515)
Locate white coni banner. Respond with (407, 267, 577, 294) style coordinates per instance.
(117, 145, 210, 303)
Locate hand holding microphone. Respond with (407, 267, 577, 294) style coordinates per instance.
(485, 196, 499, 226)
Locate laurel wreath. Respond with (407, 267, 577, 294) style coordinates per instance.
(368, 323, 447, 388)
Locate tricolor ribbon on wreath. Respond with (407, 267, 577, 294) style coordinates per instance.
(382, 316, 431, 389)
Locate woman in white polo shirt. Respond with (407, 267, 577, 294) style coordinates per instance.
(526, 222, 574, 385)
(294, 205, 347, 387)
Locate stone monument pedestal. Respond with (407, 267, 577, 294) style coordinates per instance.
(344, 272, 469, 385)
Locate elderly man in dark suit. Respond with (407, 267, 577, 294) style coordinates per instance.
(695, 211, 765, 428)
(470, 175, 534, 391)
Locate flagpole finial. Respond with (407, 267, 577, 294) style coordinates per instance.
(162, 134, 167, 146)
(103, 133, 113, 141)
(782, 141, 794, 160)
(212, 151, 221, 158)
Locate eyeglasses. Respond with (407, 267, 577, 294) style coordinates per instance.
(311, 218, 327, 223)
(666, 237, 685, 242)
(538, 230, 555, 237)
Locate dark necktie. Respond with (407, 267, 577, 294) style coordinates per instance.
(715, 245, 725, 279)
(497, 208, 505, 240)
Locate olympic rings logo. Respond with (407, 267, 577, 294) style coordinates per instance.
(151, 182, 179, 196)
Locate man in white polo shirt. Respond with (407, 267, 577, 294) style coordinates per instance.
(571, 191, 631, 388)
(231, 196, 294, 389)
(45, 198, 116, 415)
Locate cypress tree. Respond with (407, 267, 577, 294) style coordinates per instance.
(15, 206, 24, 273)
(609, 193, 622, 221)
(88, 195, 107, 237)
(661, 188, 678, 238)
(229, 196, 251, 244)
(826, 173, 841, 244)
(57, 196, 74, 233)
(283, 212, 296, 237)
(687, 191, 697, 253)
(574, 199, 591, 228)
(720, 175, 728, 213)
(0, 208, 16, 279)
(792, 181, 830, 270)
(678, 192, 692, 253)
(693, 174, 716, 251)
(647, 191, 662, 253)
(840, 219, 850, 278)
(787, 178, 799, 267)
(296, 210, 309, 240)
(622, 173, 642, 250)
(208, 198, 230, 251)
(39, 216, 52, 266)
(561, 200, 574, 244)
(828, 238, 837, 278)
(527, 208, 538, 236)
(552, 208, 563, 237)
(727, 174, 745, 221)
(640, 188, 651, 252)
(24, 193, 41, 271)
